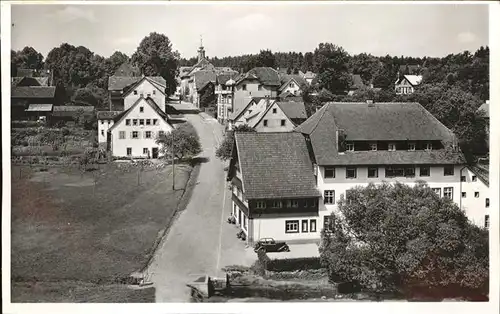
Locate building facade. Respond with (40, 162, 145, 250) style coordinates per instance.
(253, 101, 307, 133)
(395, 75, 422, 95)
(460, 165, 490, 229)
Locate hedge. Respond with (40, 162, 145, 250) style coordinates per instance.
(11, 121, 44, 128)
(256, 249, 322, 272)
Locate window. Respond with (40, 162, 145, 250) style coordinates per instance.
(263, 120, 268, 127)
(408, 143, 416, 151)
(126, 147, 132, 156)
(153, 119, 158, 125)
(272, 108, 277, 114)
(324, 167, 335, 178)
(147, 93, 151, 97)
(370, 143, 377, 151)
(101, 130, 104, 136)
(146, 119, 151, 125)
(310, 199, 317, 207)
(140, 106, 144, 113)
(133, 119, 138, 126)
(134, 90, 138, 95)
(486, 198, 490, 208)
(119, 131, 126, 139)
(432, 188, 441, 197)
(346, 167, 357, 179)
(388, 143, 396, 151)
(101, 120, 104, 125)
(285, 220, 299, 233)
(145, 131, 152, 139)
(462, 192, 466, 198)
(324, 216, 333, 231)
(475, 192, 480, 198)
(386, 166, 404, 177)
(346, 142, 354, 152)
(153, 90, 156, 95)
(126, 119, 131, 126)
(132, 131, 139, 139)
(324, 190, 335, 204)
(368, 167, 378, 178)
(420, 166, 430, 177)
(290, 82, 295, 88)
(302, 220, 309, 233)
(472, 175, 477, 182)
(281, 120, 286, 126)
(291, 200, 299, 208)
(461, 176, 466, 182)
(443, 187, 453, 200)
(444, 166, 454, 176)
(242, 84, 247, 91)
(272, 200, 282, 208)
(256, 201, 266, 209)
(405, 167, 416, 177)
(158, 131, 165, 137)
(143, 148, 149, 154)
(485, 215, 490, 229)
(258, 85, 263, 91)
(425, 142, 433, 151)
(310, 219, 317, 232)
(139, 119, 145, 126)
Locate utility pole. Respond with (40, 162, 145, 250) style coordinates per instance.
(172, 130, 175, 190)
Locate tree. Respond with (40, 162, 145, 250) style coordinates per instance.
(131, 32, 179, 96)
(156, 123, 201, 160)
(107, 51, 129, 74)
(256, 49, 276, 68)
(215, 124, 256, 161)
(313, 43, 352, 94)
(72, 86, 107, 109)
(199, 85, 216, 108)
(320, 182, 489, 300)
(12, 46, 44, 70)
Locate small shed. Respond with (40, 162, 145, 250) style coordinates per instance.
(25, 103, 53, 120)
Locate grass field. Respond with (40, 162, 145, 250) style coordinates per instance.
(11, 161, 195, 302)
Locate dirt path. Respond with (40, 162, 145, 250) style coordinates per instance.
(146, 113, 227, 302)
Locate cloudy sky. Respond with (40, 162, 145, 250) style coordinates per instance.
(11, 3, 489, 59)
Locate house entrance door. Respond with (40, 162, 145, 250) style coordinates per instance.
(152, 147, 159, 158)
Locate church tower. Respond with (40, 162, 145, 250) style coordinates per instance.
(197, 35, 206, 62)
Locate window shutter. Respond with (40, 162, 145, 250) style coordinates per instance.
(130, 131, 133, 138)
(151, 131, 155, 138)
(144, 131, 147, 139)
(136, 131, 141, 139)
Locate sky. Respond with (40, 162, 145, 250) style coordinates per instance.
(11, 3, 489, 59)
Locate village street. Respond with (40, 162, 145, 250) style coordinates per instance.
(146, 103, 253, 302)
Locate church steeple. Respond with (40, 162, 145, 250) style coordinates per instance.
(197, 35, 206, 62)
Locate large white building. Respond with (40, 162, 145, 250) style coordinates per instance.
(228, 101, 488, 245)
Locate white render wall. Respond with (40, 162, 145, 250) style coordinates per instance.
(251, 214, 321, 243)
(316, 164, 478, 226)
(98, 119, 114, 143)
(280, 80, 302, 96)
(254, 102, 294, 132)
(124, 79, 165, 112)
(461, 168, 490, 227)
(110, 98, 173, 158)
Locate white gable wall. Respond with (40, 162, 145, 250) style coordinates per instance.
(124, 79, 165, 112)
(461, 168, 490, 228)
(281, 79, 302, 96)
(254, 103, 294, 132)
(98, 119, 115, 143)
(111, 98, 173, 158)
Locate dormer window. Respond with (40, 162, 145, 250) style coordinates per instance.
(346, 142, 354, 152)
(242, 84, 247, 91)
(425, 142, 433, 151)
(153, 90, 156, 95)
(408, 143, 416, 151)
(388, 143, 396, 151)
(134, 90, 138, 95)
(370, 143, 377, 151)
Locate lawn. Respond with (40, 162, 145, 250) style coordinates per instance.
(11, 161, 195, 302)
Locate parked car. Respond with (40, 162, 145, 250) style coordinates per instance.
(253, 238, 290, 253)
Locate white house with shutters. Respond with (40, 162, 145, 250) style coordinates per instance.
(108, 96, 173, 158)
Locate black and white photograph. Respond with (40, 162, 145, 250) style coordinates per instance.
(1, 0, 499, 311)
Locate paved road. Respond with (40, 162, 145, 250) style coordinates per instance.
(146, 112, 227, 302)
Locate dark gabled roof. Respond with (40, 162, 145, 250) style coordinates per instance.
(295, 102, 464, 165)
(234, 132, 320, 199)
(477, 101, 489, 118)
(52, 105, 95, 117)
(350, 74, 365, 89)
(277, 101, 307, 120)
(469, 163, 489, 187)
(238, 67, 281, 86)
(194, 70, 217, 91)
(216, 72, 239, 85)
(97, 111, 121, 120)
(11, 86, 56, 98)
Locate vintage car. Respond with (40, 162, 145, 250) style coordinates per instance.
(253, 238, 290, 253)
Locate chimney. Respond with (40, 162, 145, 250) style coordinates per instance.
(367, 99, 374, 107)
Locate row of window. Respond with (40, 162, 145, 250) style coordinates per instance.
(345, 142, 433, 152)
(255, 199, 317, 209)
(241, 84, 263, 91)
(262, 119, 286, 127)
(126, 147, 155, 156)
(125, 118, 160, 126)
(133, 90, 156, 96)
(118, 130, 165, 139)
(323, 165, 455, 179)
(285, 219, 317, 233)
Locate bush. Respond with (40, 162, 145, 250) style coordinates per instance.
(61, 127, 70, 136)
(266, 257, 322, 272)
(11, 120, 42, 128)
